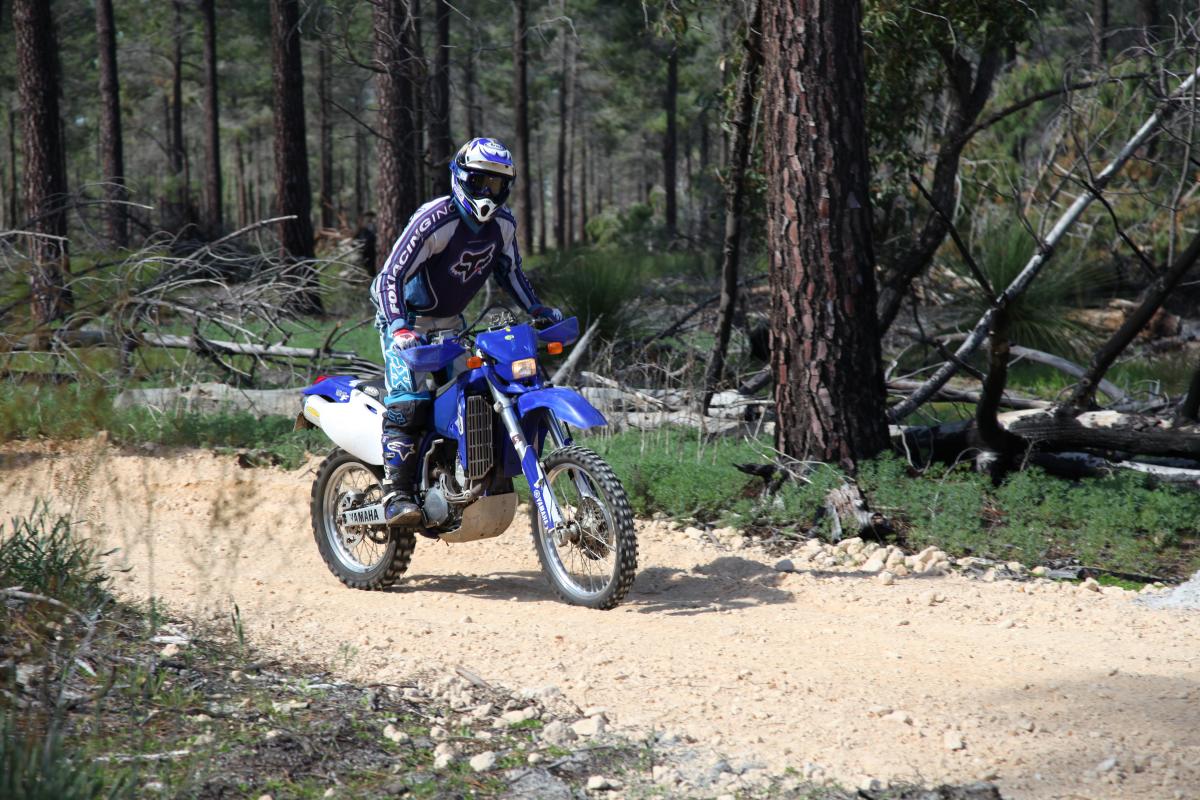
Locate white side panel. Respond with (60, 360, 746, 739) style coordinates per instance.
(304, 392, 385, 465)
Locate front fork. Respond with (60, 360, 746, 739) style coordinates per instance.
(488, 378, 565, 533)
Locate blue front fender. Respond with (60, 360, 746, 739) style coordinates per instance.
(516, 387, 607, 429)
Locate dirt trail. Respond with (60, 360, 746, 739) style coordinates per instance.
(3, 440, 1198, 799)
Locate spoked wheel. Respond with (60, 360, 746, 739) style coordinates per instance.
(311, 449, 415, 590)
(531, 446, 638, 609)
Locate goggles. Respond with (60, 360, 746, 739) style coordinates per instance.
(464, 170, 510, 199)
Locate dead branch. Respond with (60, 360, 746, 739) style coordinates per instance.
(550, 317, 601, 384)
(1061, 227, 1200, 413)
(888, 65, 1200, 423)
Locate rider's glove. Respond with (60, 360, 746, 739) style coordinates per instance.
(529, 305, 564, 324)
(391, 328, 421, 351)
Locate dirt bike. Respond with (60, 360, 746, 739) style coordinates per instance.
(295, 311, 638, 609)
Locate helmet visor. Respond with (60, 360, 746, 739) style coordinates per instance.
(464, 171, 510, 199)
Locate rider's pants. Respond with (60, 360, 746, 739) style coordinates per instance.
(374, 308, 431, 490)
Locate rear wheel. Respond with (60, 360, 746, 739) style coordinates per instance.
(311, 449, 415, 590)
(530, 446, 638, 609)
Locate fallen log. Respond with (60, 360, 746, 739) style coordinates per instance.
(894, 408, 1200, 463)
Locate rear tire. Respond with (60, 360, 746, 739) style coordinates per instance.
(311, 449, 416, 590)
(530, 446, 638, 609)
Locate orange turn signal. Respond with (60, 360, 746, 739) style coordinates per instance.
(466, 356, 483, 369)
(546, 341, 563, 355)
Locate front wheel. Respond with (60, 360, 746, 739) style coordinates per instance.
(531, 446, 638, 609)
(311, 449, 416, 590)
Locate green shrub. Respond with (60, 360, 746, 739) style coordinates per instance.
(0, 714, 134, 800)
(0, 503, 111, 615)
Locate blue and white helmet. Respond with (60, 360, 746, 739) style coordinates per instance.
(450, 138, 515, 225)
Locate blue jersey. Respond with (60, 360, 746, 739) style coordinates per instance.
(371, 197, 541, 333)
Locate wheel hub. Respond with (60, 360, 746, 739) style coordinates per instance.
(575, 497, 610, 560)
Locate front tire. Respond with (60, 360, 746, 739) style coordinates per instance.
(311, 449, 416, 590)
(530, 446, 638, 609)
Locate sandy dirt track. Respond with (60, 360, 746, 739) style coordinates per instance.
(2, 440, 1198, 799)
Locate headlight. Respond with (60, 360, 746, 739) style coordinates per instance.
(511, 357, 537, 379)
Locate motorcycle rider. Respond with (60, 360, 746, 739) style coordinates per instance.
(370, 137, 562, 525)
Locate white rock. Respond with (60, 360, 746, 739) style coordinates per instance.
(583, 706, 607, 717)
(1032, 565, 1048, 577)
(858, 777, 888, 792)
(434, 742, 457, 759)
(862, 551, 888, 573)
(1006, 561, 1026, 574)
(774, 558, 796, 573)
(983, 568, 998, 583)
(838, 537, 863, 552)
(433, 752, 454, 769)
(541, 719, 576, 746)
(459, 615, 473, 624)
(1097, 756, 1118, 773)
(469, 751, 497, 772)
(998, 618, 1015, 629)
(429, 726, 448, 740)
(194, 732, 215, 746)
(1082, 577, 1101, 592)
(884, 710, 912, 725)
(528, 752, 544, 765)
(586, 776, 619, 791)
(866, 705, 893, 717)
(501, 707, 538, 726)
(572, 715, 606, 738)
(383, 724, 410, 744)
(159, 643, 181, 659)
(892, 564, 910, 577)
(271, 700, 308, 713)
(944, 730, 966, 751)
(877, 570, 895, 586)
(920, 590, 939, 607)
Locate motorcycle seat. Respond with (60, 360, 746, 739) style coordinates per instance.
(354, 377, 387, 401)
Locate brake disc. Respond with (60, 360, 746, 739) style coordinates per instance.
(576, 497, 610, 560)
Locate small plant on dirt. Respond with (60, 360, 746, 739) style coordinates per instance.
(0, 713, 135, 800)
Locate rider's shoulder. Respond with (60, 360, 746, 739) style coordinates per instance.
(494, 206, 517, 238)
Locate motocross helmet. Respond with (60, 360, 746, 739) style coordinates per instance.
(450, 138, 515, 225)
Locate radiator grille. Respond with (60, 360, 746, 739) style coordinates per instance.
(465, 394, 494, 480)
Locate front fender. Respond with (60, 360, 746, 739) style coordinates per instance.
(516, 387, 607, 429)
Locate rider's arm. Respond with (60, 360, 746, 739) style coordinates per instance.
(375, 201, 459, 333)
(491, 209, 542, 313)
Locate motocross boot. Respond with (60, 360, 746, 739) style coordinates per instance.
(381, 445, 421, 526)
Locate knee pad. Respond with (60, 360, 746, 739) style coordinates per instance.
(383, 399, 431, 435)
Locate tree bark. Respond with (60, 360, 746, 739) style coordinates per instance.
(270, 0, 321, 313)
(429, 0, 452, 195)
(1177, 362, 1200, 424)
(234, 133, 248, 228)
(512, 0, 533, 251)
(565, 51, 577, 246)
(762, 0, 888, 472)
(412, 0, 426, 197)
(167, 0, 187, 233)
(200, 0, 222, 237)
(464, 43, 480, 136)
(374, 0, 420, 269)
(555, 31, 569, 250)
(663, 44, 678, 241)
(537, 124, 547, 254)
(702, 0, 763, 414)
(95, 0, 127, 247)
(1091, 0, 1108, 69)
(14, 0, 71, 326)
(6, 105, 17, 229)
(317, 31, 335, 229)
(1136, 0, 1160, 49)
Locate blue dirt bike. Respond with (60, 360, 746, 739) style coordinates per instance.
(296, 310, 638, 609)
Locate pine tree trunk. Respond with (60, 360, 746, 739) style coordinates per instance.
(1136, 0, 1160, 48)
(200, 0, 222, 237)
(512, 0, 533, 251)
(270, 0, 321, 314)
(565, 51, 576, 246)
(536, 124, 547, 254)
(579, 133, 588, 243)
(703, 0, 762, 414)
(95, 0, 127, 247)
(168, 0, 187, 232)
(555, 32, 569, 250)
(14, 0, 71, 326)
(318, 33, 335, 229)
(663, 45, 678, 241)
(430, 0, 452, 195)
(411, 0, 426, 197)
(1091, 0, 1108, 68)
(234, 133, 248, 228)
(6, 105, 17, 228)
(464, 45, 480, 135)
(762, 0, 888, 472)
(374, 0, 420, 269)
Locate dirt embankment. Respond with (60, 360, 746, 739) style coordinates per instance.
(2, 440, 1198, 800)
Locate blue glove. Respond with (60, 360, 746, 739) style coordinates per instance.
(530, 305, 564, 324)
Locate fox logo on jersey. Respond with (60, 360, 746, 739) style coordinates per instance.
(450, 244, 496, 284)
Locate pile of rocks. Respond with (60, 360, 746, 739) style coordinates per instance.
(773, 537, 952, 580)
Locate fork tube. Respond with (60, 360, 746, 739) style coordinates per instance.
(487, 376, 564, 531)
